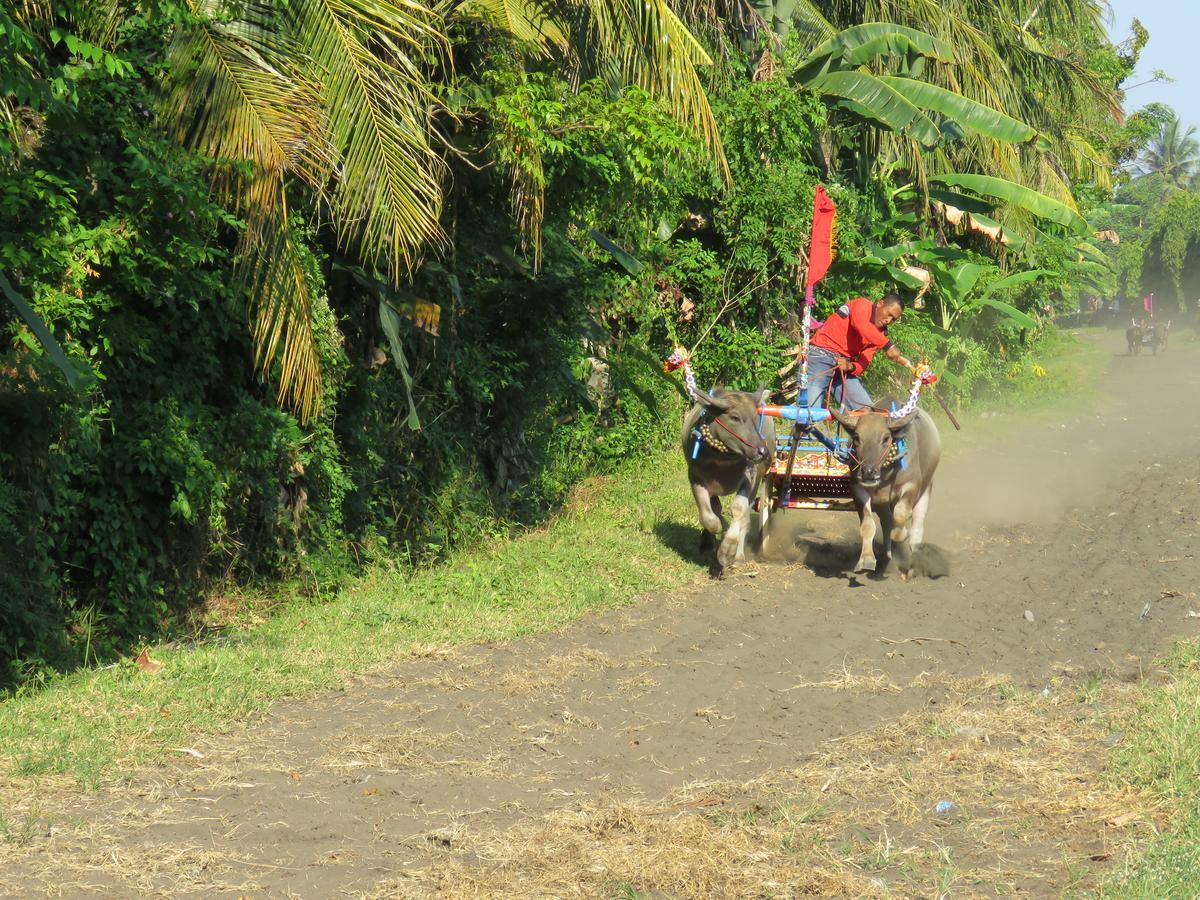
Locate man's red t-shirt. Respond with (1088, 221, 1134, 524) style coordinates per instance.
(812, 297, 893, 376)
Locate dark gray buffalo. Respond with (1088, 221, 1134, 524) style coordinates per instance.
(831, 404, 941, 579)
(683, 388, 774, 574)
(1126, 323, 1143, 356)
(1152, 320, 1170, 354)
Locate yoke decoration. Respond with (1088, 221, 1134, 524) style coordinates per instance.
(664, 346, 702, 402)
(888, 363, 938, 419)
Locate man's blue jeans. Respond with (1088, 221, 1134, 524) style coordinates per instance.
(802, 346, 873, 410)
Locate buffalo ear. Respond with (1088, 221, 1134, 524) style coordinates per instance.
(887, 409, 918, 432)
(696, 389, 732, 413)
(830, 408, 859, 432)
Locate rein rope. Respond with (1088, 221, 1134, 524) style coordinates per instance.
(846, 433, 908, 477)
(709, 415, 762, 453)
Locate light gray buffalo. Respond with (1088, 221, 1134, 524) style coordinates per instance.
(831, 404, 941, 579)
(682, 388, 774, 574)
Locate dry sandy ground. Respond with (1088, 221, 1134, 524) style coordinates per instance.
(2, 329, 1199, 898)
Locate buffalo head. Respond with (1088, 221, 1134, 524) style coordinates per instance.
(831, 406, 917, 488)
(696, 389, 771, 465)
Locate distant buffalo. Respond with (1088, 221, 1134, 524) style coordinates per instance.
(683, 388, 774, 575)
(831, 405, 941, 580)
(1126, 323, 1143, 356)
(1151, 321, 1170, 354)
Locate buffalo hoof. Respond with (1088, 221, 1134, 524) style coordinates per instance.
(716, 539, 740, 571)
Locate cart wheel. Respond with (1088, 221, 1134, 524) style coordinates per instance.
(758, 481, 773, 556)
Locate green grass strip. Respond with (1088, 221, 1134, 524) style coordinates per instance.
(1100, 642, 1200, 897)
(0, 456, 703, 788)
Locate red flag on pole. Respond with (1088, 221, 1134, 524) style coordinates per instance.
(805, 185, 837, 289)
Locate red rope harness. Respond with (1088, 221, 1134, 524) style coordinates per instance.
(710, 414, 761, 451)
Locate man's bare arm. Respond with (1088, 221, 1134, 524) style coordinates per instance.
(885, 344, 913, 370)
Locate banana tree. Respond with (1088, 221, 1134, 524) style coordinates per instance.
(930, 263, 1054, 332)
(856, 238, 1053, 333)
(792, 23, 1042, 151)
(790, 23, 1094, 246)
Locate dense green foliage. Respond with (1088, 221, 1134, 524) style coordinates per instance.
(0, 1, 1169, 689)
(1094, 111, 1200, 310)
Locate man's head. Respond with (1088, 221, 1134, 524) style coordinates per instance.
(873, 293, 904, 328)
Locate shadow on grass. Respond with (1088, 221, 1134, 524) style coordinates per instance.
(653, 521, 708, 566)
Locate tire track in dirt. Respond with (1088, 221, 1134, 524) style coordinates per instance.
(2, 331, 1199, 898)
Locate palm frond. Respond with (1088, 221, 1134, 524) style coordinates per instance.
(159, 1, 333, 421)
(161, 1, 332, 194)
(459, 1, 727, 179)
(239, 171, 323, 421)
(7, 1, 52, 26)
(71, 0, 124, 47)
(454, 0, 568, 52)
(587, 0, 728, 179)
(292, 0, 449, 280)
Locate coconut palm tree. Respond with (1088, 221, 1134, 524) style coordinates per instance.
(7, 0, 724, 420)
(1137, 116, 1200, 188)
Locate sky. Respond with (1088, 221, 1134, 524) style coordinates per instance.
(1107, 0, 1200, 130)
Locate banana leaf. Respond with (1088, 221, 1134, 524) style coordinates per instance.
(800, 22, 953, 70)
(928, 174, 1089, 233)
(588, 229, 643, 275)
(879, 77, 1036, 143)
(971, 296, 1037, 329)
(980, 269, 1056, 296)
(806, 70, 941, 146)
(379, 300, 422, 430)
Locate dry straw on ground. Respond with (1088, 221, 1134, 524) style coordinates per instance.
(787, 657, 904, 695)
(374, 676, 1160, 899)
(0, 675, 1164, 898)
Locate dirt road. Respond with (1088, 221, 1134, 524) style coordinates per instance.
(3, 329, 1200, 898)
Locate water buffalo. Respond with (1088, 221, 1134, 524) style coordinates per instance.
(1151, 320, 1170, 354)
(1126, 323, 1143, 356)
(683, 388, 775, 574)
(830, 404, 941, 579)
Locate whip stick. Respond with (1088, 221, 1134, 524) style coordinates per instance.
(931, 388, 961, 431)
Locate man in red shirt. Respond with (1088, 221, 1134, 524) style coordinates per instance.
(803, 293, 914, 410)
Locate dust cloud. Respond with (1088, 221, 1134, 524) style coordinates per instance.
(764, 328, 1200, 562)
